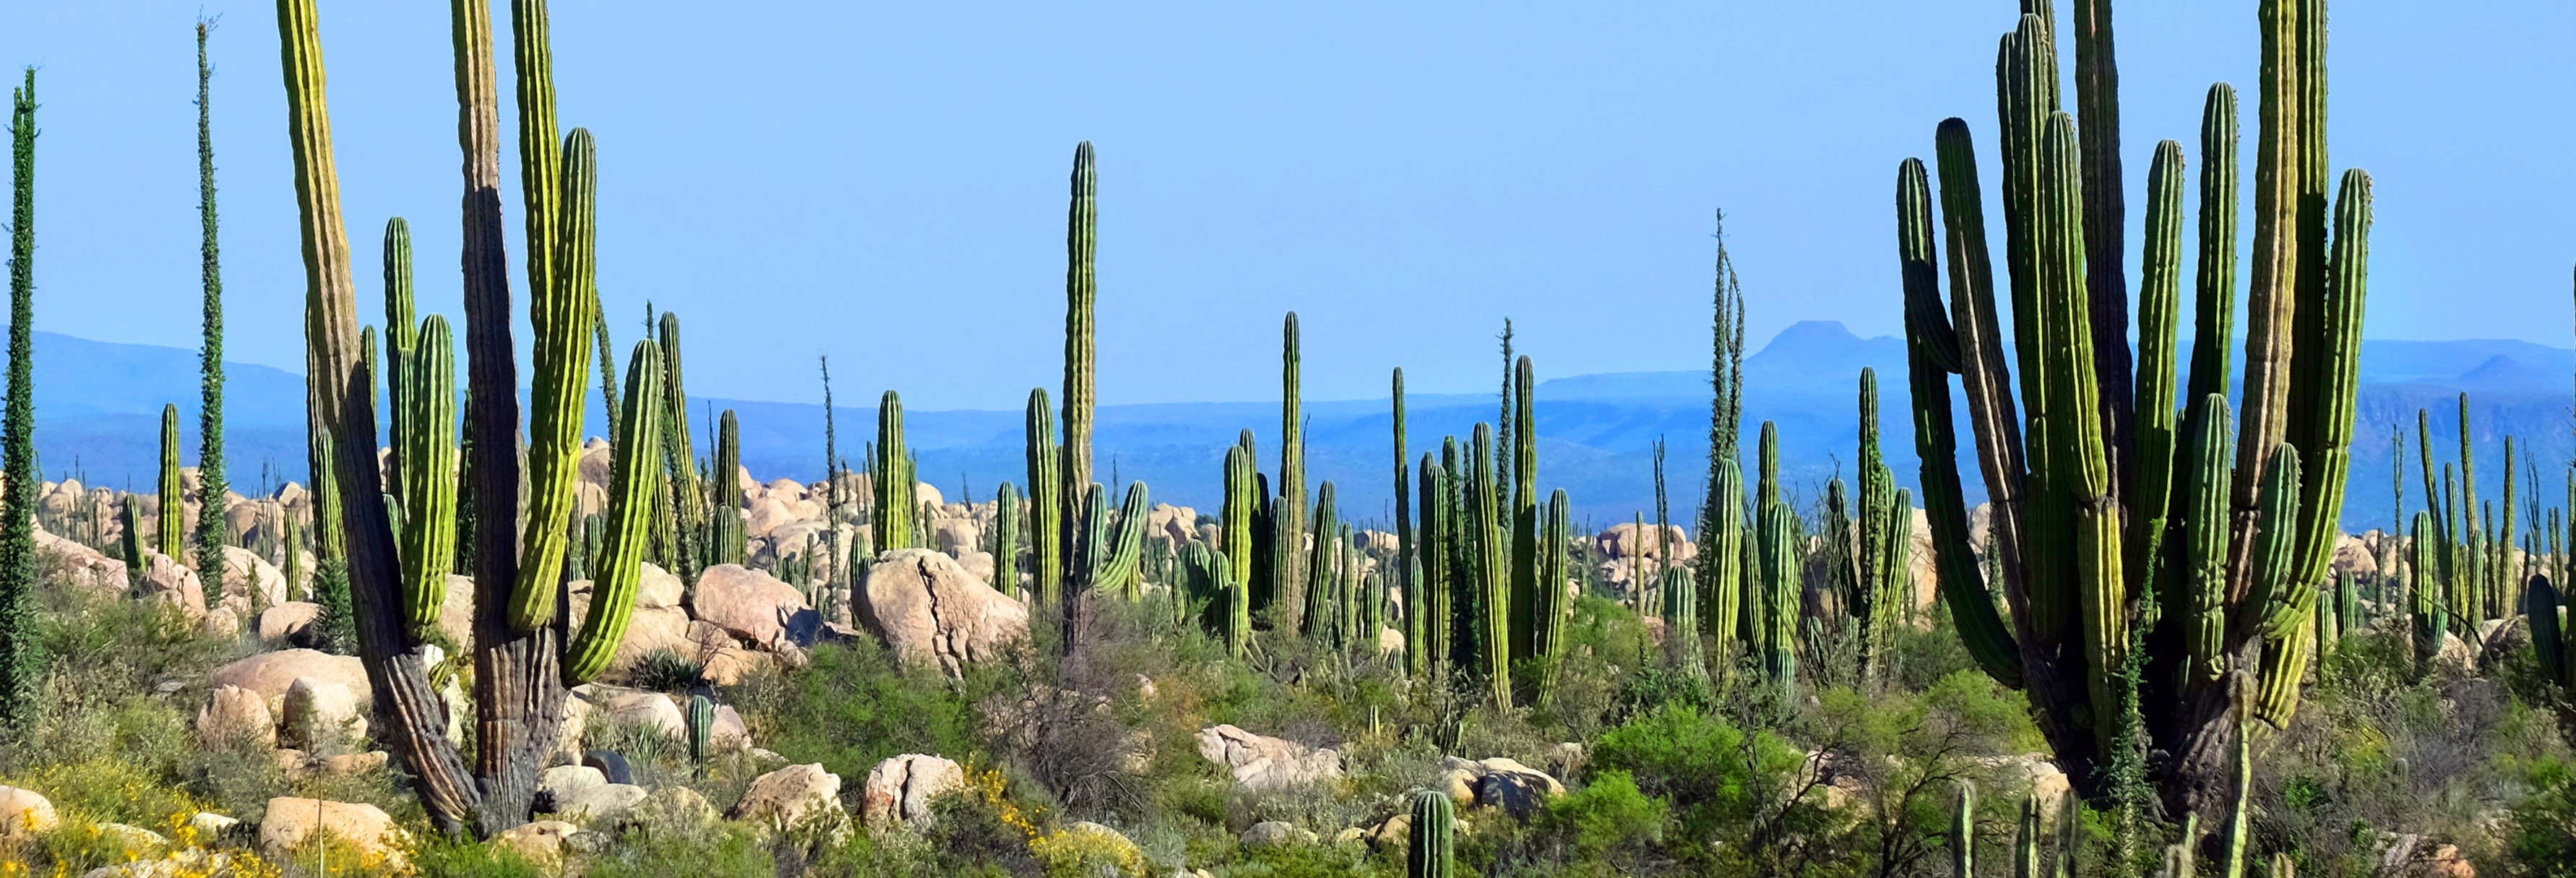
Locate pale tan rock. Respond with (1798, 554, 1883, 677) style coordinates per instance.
(732, 763, 846, 829)
(211, 649, 371, 717)
(259, 798, 409, 867)
(281, 677, 365, 752)
(0, 785, 59, 837)
(690, 564, 814, 648)
(197, 684, 276, 749)
(1195, 725, 1341, 792)
(258, 601, 323, 645)
(494, 820, 580, 868)
(855, 548, 1028, 677)
(861, 754, 964, 830)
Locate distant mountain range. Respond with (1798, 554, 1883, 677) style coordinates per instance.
(19, 323, 2572, 533)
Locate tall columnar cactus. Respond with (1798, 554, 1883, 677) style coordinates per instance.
(158, 404, 186, 561)
(1069, 481, 1150, 608)
(991, 481, 1022, 598)
(504, 125, 603, 632)
(1467, 423, 1511, 708)
(1952, 781, 1976, 877)
(687, 693, 714, 770)
(119, 496, 145, 592)
(397, 317, 459, 638)
(2529, 577, 2576, 736)
(1278, 312, 1308, 632)
(1405, 788, 1454, 878)
(874, 390, 918, 551)
(1025, 389, 1063, 608)
(194, 24, 231, 582)
(0, 68, 33, 739)
(1059, 142, 1098, 619)
(710, 409, 746, 566)
(657, 312, 702, 580)
(1530, 489, 1572, 700)
(1899, 0, 2368, 815)
(1756, 489, 1799, 701)
(1660, 564, 1705, 681)
(1507, 357, 1541, 671)
(2411, 511, 2448, 667)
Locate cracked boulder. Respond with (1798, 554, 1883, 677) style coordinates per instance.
(854, 548, 1029, 677)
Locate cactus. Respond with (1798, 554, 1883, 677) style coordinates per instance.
(194, 25, 231, 584)
(1660, 564, 1705, 681)
(1405, 788, 1453, 878)
(1026, 389, 1063, 609)
(710, 410, 746, 566)
(1900, 0, 2368, 815)
(1951, 781, 1975, 876)
(1278, 312, 1308, 632)
(991, 481, 1022, 598)
(1695, 213, 1749, 671)
(0, 68, 30, 738)
(874, 390, 918, 551)
(564, 340, 668, 684)
(1466, 423, 1511, 708)
(397, 317, 459, 637)
(657, 312, 702, 580)
(382, 219, 413, 500)
(1219, 547, 1252, 659)
(2530, 577, 2575, 738)
(504, 126, 602, 632)
(1069, 481, 1150, 607)
(2015, 793, 2041, 878)
(687, 693, 715, 770)
(158, 404, 186, 561)
(1059, 142, 1098, 623)
(1419, 454, 1453, 678)
(1531, 489, 1572, 699)
(1756, 493, 1799, 700)
(1508, 357, 1541, 668)
(2411, 511, 2449, 668)
(1223, 442, 1257, 605)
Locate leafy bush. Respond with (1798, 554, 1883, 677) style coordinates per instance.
(729, 632, 991, 783)
(1535, 770, 1666, 863)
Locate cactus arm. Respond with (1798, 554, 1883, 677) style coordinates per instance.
(2130, 139, 2187, 600)
(565, 340, 665, 684)
(382, 218, 413, 499)
(1419, 455, 1451, 676)
(874, 390, 915, 551)
(1508, 356, 1538, 666)
(506, 127, 599, 631)
(2283, 169, 2372, 600)
(158, 404, 186, 561)
(1468, 423, 1510, 708)
(2177, 394, 2235, 684)
(2184, 84, 2240, 406)
(398, 317, 459, 637)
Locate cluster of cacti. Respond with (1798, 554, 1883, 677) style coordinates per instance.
(1842, 369, 1914, 682)
(1067, 481, 1149, 612)
(2532, 577, 2576, 732)
(1748, 423, 1799, 699)
(193, 20, 229, 583)
(873, 390, 919, 551)
(272, 0, 686, 834)
(1692, 214, 1749, 675)
(1895, 0, 2372, 815)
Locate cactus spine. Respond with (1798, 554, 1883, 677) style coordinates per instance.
(874, 390, 918, 551)
(564, 340, 668, 684)
(1900, 0, 2366, 814)
(1405, 788, 1454, 878)
(194, 24, 231, 582)
(1025, 389, 1063, 608)
(158, 404, 186, 561)
(397, 317, 459, 637)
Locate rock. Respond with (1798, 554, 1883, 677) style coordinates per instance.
(733, 763, 846, 829)
(620, 561, 683, 609)
(218, 545, 290, 608)
(197, 684, 277, 749)
(437, 574, 475, 645)
(856, 548, 1030, 677)
(1978, 754, 2069, 816)
(536, 765, 606, 813)
(494, 820, 581, 867)
(956, 549, 996, 584)
(595, 604, 702, 673)
(1598, 521, 1694, 563)
(745, 496, 800, 539)
(1240, 820, 1317, 846)
(1546, 742, 1588, 781)
(555, 783, 649, 825)
(258, 602, 323, 645)
(596, 689, 688, 739)
(1364, 812, 1413, 850)
(691, 564, 817, 648)
(712, 705, 752, 749)
(280, 677, 365, 752)
(2429, 632, 2479, 675)
(1194, 725, 1342, 793)
(188, 812, 241, 839)
(259, 798, 408, 866)
(93, 822, 168, 851)
(212, 649, 371, 717)
(2428, 843, 2476, 877)
(200, 606, 243, 638)
(915, 482, 944, 509)
(556, 696, 593, 764)
(585, 750, 635, 786)
(35, 529, 125, 598)
(861, 754, 965, 830)
(931, 519, 981, 556)
(1378, 627, 1404, 656)
(318, 752, 389, 775)
(137, 551, 207, 618)
(0, 785, 58, 836)
(1441, 757, 1564, 819)
(272, 749, 311, 773)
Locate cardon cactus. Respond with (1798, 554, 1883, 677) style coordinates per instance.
(1059, 143, 1098, 604)
(382, 218, 414, 501)
(1072, 481, 1150, 603)
(1418, 454, 1453, 677)
(2530, 576, 2575, 734)
(656, 311, 702, 580)
(710, 409, 746, 566)
(1305, 481, 1341, 640)
(504, 125, 605, 632)
(1278, 312, 1307, 632)
(874, 390, 918, 551)
(1897, 0, 2370, 817)
(991, 481, 1022, 598)
(1223, 441, 1257, 603)
(1406, 788, 1454, 878)
(1660, 564, 1705, 681)
(1530, 488, 1572, 701)
(687, 693, 714, 768)
(1508, 357, 1540, 667)
(158, 403, 184, 561)
(1025, 388, 1062, 608)
(2411, 512, 2449, 668)
(396, 316, 459, 637)
(1466, 423, 1511, 709)
(1952, 781, 1975, 876)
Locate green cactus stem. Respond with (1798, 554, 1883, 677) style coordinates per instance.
(158, 403, 186, 561)
(992, 481, 1022, 598)
(1026, 389, 1063, 608)
(874, 390, 918, 551)
(507, 126, 603, 632)
(1468, 423, 1510, 708)
(1405, 788, 1453, 878)
(397, 317, 459, 637)
(564, 340, 668, 684)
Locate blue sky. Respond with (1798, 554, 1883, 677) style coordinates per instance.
(1, 1, 2567, 410)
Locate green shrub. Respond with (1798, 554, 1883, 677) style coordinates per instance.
(730, 634, 989, 783)
(628, 647, 706, 694)
(1535, 770, 1666, 862)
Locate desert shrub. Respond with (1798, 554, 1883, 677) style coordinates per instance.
(410, 835, 548, 878)
(1533, 770, 1667, 864)
(627, 647, 706, 694)
(2502, 757, 2576, 877)
(730, 632, 989, 783)
(580, 819, 777, 878)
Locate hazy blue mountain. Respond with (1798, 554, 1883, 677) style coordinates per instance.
(17, 324, 2569, 535)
